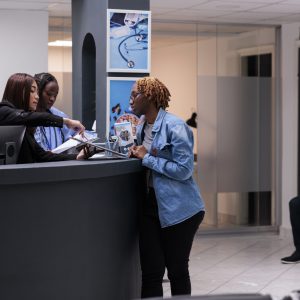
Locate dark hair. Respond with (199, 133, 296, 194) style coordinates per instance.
(34, 72, 58, 112)
(136, 77, 171, 110)
(2, 73, 35, 111)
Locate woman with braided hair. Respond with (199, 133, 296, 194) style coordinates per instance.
(129, 77, 205, 298)
(34, 72, 75, 150)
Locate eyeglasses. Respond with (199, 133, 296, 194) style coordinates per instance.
(130, 92, 141, 101)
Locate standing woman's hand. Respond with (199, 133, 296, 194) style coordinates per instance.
(132, 145, 147, 159)
(128, 145, 137, 158)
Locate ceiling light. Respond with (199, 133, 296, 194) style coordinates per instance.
(48, 40, 72, 47)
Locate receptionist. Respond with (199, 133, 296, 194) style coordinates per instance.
(0, 73, 88, 163)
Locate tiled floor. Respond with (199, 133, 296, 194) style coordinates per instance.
(162, 233, 300, 299)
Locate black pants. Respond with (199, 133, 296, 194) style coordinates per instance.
(139, 188, 205, 298)
(289, 196, 300, 252)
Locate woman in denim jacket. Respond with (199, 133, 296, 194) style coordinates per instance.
(129, 77, 205, 298)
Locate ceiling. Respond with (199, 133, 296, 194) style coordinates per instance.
(151, 0, 300, 25)
(0, 0, 300, 25)
(0, 0, 71, 17)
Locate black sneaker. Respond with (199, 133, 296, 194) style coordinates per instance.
(281, 251, 300, 264)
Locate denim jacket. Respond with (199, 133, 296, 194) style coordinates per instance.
(136, 108, 205, 228)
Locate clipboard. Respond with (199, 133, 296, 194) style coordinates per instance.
(71, 137, 128, 158)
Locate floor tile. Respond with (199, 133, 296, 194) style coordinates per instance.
(187, 233, 299, 300)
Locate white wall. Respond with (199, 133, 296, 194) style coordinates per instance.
(151, 39, 198, 152)
(0, 10, 48, 98)
(48, 47, 72, 72)
(151, 40, 197, 122)
(48, 46, 73, 116)
(280, 23, 300, 233)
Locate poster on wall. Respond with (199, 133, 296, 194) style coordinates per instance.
(107, 77, 140, 138)
(107, 9, 151, 73)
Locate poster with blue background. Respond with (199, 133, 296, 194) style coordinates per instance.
(107, 77, 140, 137)
(107, 9, 151, 73)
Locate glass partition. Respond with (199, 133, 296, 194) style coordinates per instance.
(48, 18, 278, 232)
(151, 23, 277, 231)
(197, 25, 276, 230)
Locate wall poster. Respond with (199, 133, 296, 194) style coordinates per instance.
(107, 77, 140, 138)
(107, 9, 151, 73)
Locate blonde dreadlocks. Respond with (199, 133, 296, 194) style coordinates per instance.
(136, 77, 171, 110)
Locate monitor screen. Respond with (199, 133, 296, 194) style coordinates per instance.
(0, 126, 26, 165)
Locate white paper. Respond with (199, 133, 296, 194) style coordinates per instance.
(51, 131, 97, 154)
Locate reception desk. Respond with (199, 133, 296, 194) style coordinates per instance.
(0, 159, 145, 300)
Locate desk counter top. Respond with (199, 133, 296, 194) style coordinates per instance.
(0, 158, 143, 185)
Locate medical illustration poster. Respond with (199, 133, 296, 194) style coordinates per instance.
(107, 77, 140, 137)
(107, 9, 151, 73)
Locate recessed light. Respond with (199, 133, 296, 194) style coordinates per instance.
(48, 40, 72, 47)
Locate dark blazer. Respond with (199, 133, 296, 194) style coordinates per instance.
(0, 101, 77, 163)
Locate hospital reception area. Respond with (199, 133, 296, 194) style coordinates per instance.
(0, 0, 300, 299)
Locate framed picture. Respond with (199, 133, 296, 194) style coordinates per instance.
(107, 77, 140, 137)
(107, 9, 151, 73)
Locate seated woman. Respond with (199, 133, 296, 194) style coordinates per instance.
(34, 72, 74, 150)
(0, 73, 87, 163)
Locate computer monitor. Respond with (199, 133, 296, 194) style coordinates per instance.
(0, 126, 26, 165)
